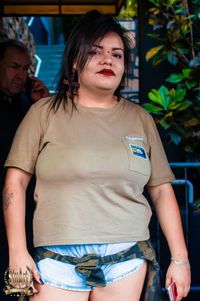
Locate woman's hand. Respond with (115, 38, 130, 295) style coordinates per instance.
(149, 183, 191, 300)
(8, 249, 42, 294)
(165, 260, 191, 301)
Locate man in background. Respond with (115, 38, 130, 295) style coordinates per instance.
(0, 39, 49, 301)
(0, 17, 36, 74)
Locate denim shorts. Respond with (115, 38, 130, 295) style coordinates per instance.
(36, 241, 145, 291)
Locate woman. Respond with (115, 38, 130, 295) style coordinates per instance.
(3, 10, 190, 301)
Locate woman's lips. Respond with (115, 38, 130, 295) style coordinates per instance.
(98, 69, 115, 76)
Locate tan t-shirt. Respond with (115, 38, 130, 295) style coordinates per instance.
(5, 97, 175, 247)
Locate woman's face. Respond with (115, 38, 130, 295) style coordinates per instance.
(78, 32, 125, 95)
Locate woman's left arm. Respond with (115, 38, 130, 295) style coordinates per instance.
(148, 182, 191, 301)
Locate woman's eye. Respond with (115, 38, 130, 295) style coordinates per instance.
(88, 50, 101, 56)
(113, 53, 123, 59)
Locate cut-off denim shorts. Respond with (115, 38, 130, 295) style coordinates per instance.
(36, 241, 145, 291)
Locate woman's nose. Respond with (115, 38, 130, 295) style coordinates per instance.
(100, 52, 112, 65)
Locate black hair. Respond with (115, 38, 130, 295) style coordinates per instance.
(0, 39, 30, 61)
(51, 10, 133, 111)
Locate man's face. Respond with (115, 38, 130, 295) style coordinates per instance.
(0, 47, 30, 96)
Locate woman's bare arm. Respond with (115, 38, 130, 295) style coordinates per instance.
(148, 182, 191, 301)
(3, 167, 31, 253)
(3, 167, 40, 289)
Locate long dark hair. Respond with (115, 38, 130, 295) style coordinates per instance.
(50, 10, 133, 112)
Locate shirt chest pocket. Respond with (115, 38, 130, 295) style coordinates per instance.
(122, 135, 151, 176)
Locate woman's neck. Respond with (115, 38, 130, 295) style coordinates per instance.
(76, 90, 118, 108)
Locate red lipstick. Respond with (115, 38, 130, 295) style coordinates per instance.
(98, 69, 115, 76)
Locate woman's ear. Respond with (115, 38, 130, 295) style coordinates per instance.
(73, 61, 77, 70)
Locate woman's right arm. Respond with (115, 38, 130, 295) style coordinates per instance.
(3, 167, 41, 288)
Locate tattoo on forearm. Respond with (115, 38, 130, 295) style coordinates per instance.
(2, 190, 14, 210)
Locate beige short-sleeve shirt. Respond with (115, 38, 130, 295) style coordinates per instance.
(5, 97, 175, 247)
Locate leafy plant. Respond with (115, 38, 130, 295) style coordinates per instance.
(143, 0, 200, 156)
(118, 0, 138, 19)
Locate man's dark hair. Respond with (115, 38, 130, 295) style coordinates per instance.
(0, 39, 30, 61)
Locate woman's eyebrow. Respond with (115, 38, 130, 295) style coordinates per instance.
(92, 44, 124, 52)
(92, 44, 102, 49)
(112, 47, 124, 52)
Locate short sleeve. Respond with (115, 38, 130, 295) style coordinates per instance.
(4, 105, 44, 174)
(146, 113, 175, 186)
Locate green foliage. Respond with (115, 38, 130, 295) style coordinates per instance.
(192, 199, 200, 212)
(145, 0, 200, 68)
(144, 0, 200, 156)
(144, 85, 192, 145)
(118, 0, 138, 19)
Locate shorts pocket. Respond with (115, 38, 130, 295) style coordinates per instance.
(122, 135, 151, 176)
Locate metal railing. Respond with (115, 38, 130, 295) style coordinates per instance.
(154, 162, 200, 294)
(170, 162, 200, 293)
(26, 16, 42, 77)
(34, 54, 42, 77)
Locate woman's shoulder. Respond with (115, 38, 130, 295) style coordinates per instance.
(23, 97, 54, 127)
(31, 96, 52, 111)
(30, 96, 58, 119)
(121, 97, 153, 120)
